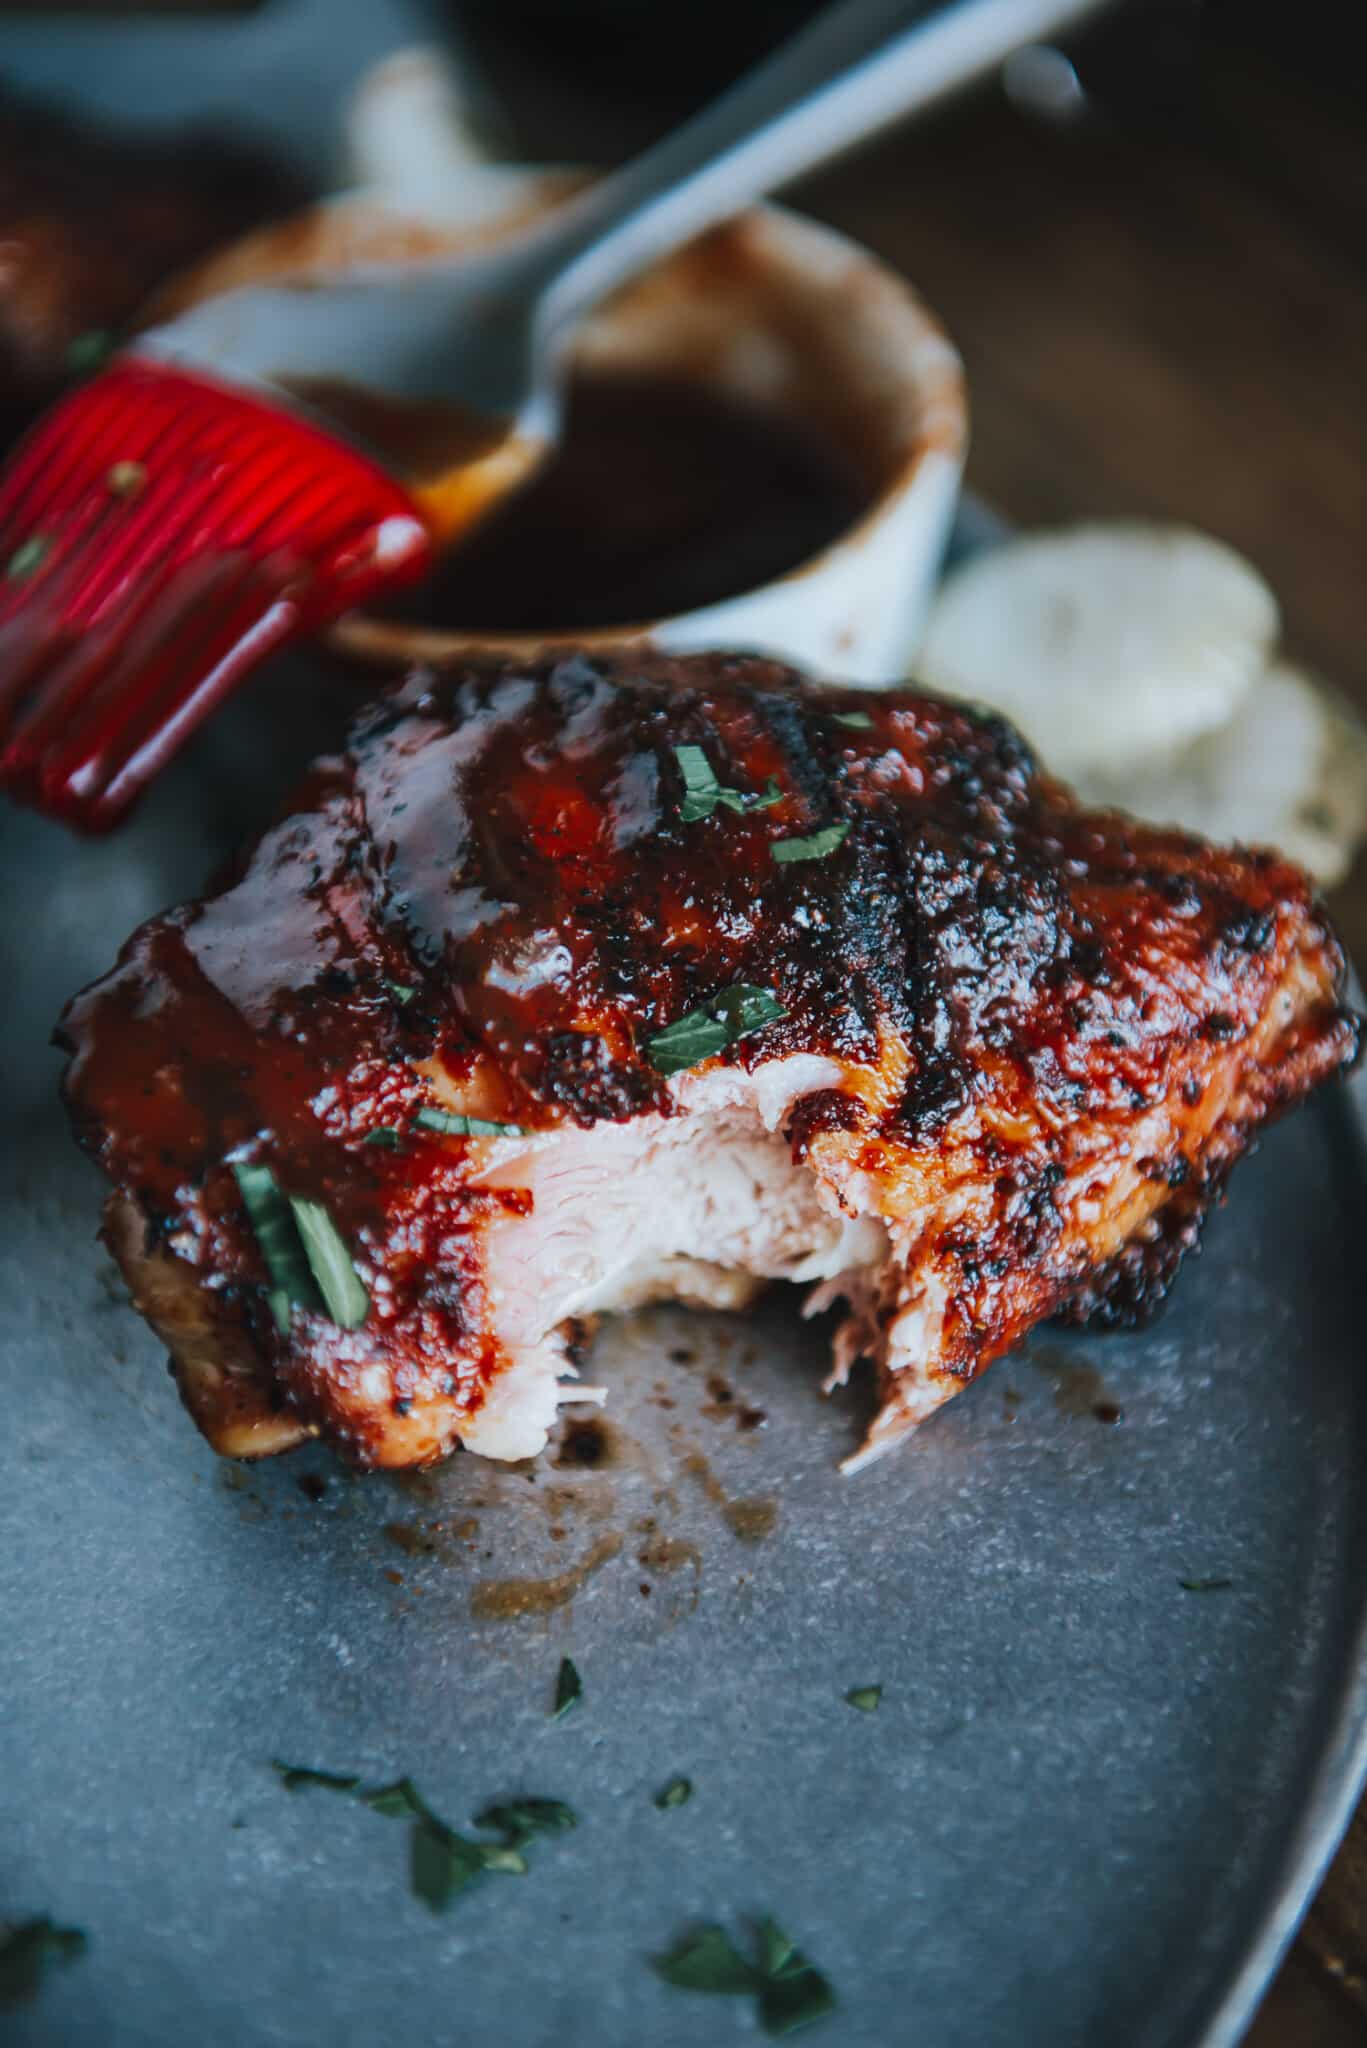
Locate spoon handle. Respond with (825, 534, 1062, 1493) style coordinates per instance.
(532, 0, 1113, 348)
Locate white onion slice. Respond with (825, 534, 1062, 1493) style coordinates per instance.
(1080, 660, 1367, 886)
(917, 522, 1279, 777)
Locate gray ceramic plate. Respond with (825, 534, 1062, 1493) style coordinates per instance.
(3, 511, 1366, 2048)
(3, 13, 1367, 2048)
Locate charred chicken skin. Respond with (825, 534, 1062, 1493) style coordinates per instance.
(58, 653, 1357, 1471)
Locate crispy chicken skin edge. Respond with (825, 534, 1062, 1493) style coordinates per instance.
(99, 938, 1356, 1471)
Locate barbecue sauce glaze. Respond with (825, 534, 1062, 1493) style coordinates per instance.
(58, 654, 1356, 1460)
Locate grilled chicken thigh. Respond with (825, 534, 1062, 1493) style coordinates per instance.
(59, 653, 1357, 1470)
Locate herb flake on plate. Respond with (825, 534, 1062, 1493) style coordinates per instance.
(271, 1761, 361, 1795)
(845, 1685, 882, 1713)
(674, 744, 782, 823)
(0, 1916, 87, 2008)
(474, 1798, 578, 1846)
(654, 1776, 693, 1810)
(655, 1925, 760, 1997)
(754, 1919, 838, 2037)
(411, 1818, 525, 1912)
(772, 822, 850, 865)
(647, 985, 788, 1077)
(288, 1195, 370, 1330)
(654, 1918, 835, 2037)
(385, 980, 417, 1005)
(831, 709, 873, 729)
(268, 1767, 569, 1911)
(410, 1822, 492, 1909)
(414, 1107, 527, 1138)
(552, 1656, 583, 1720)
(360, 1777, 433, 1821)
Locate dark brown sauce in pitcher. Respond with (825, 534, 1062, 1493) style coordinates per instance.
(381, 370, 871, 633)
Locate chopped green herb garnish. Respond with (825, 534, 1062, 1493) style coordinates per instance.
(654, 1919, 835, 2036)
(233, 1164, 369, 1331)
(654, 1776, 693, 1810)
(271, 1761, 361, 1794)
(362, 1128, 401, 1149)
(231, 1160, 318, 1333)
(361, 1777, 432, 1821)
(0, 1916, 88, 2007)
(474, 1798, 578, 1846)
(411, 1818, 525, 1911)
(65, 328, 113, 376)
(831, 709, 873, 729)
(844, 1685, 881, 1713)
(673, 744, 782, 823)
(676, 744, 721, 821)
(385, 980, 417, 1005)
(754, 1919, 838, 2037)
(414, 1107, 528, 1138)
(289, 1195, 370, 1330)
(1179, 1576, 1234, 1592)
(552, 1656, 583, 1720)
(106, 460, 145, 498)
(772, 822, 850, 865)
(758, 1920, 798, 1976)
(267, 1768, 574, 1914)
(655, 1925, 760, 1996)
(6, 535, 51, 583)
(647, 984, 788, 1077)
(410, 1821, 490, 1908)
(478, 1843, 529, 1875)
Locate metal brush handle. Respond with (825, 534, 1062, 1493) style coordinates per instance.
(528, 0, 1112, 355)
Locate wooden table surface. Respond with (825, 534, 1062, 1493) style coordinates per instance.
(481, 6, 1366, 2039)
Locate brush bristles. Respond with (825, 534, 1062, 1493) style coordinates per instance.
(0, 360, 431, 829)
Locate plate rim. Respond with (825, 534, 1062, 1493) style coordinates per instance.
(1186, 985, 1367, 2048)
